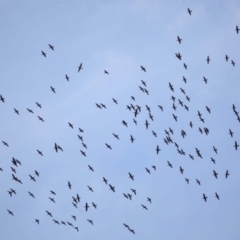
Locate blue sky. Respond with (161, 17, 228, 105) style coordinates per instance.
(1, 0, 240, 239)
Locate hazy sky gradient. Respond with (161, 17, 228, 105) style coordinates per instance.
(1, 0, 240, 239)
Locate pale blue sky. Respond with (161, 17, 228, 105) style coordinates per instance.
(1, 0, 240, 239)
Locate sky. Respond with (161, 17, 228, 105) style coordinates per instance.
(0, 0, 240, 239)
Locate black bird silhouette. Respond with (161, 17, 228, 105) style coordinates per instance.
(122, 120, 128, 127)
(88, 186, 93, 192)
(140, 66, 146, 72)
(87, 219, 93, 225)
(29, 175, 36, 182)
(14, 108, 19, 115)
(78, 63, 83, 72)
(203, 194, 207, 202)
(50, 86, 55, 93)
(112, 98, 118, 104)
(80, 150, 86, 156)
(234, 141, 239, 150)
(123, 223, 129, 228)
(88, 165, 94, 172)
(175, 52, 182, 60)
(28, 191, 35, 198)
(49, 44, 54, 50)
(41, 51, 46, 57)
(213, 146, 218, 154)
(145, 120, 149, 129)
(131, 189, 137, 195)
(187, 8, 192, 15)
(213, 170, 218, 179)
(0, 95, 5, 102)
(113, 133, 119, 139)
(145, 167, 151, 174)
(147, 197, 152, 203)
(105, 143, 112, 149)
(229, 129, 234, 137)
(82, 142, 87, 149)
(141, 80, 147, 86)
(225, 170, 230, 179)
(2, 141, 9, 147)
(36, 102, 42, 108)
(236, 25, 239, 34)
(27, 108, 34, 113)
(85, 202, 89, 211)
(177, 36, 182, 44)
(196, 179, 201, 185)
(156, 145, 160, 154)
(128, 172, 134, 181)
(167, 161, 173, 168)
(37, 150, 43, 156)
(206, 56, 210, 64)
(109, 184, 115, 192)
(49, 197, 55, 203)
(77, 194, 80, 202)
(7, 210, 14, 216)
(103, 177, 108, 185)
(46, 210, 52, 217)
(141, 204, 148, 210)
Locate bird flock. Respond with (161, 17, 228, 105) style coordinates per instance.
(1, 7, 240, 237)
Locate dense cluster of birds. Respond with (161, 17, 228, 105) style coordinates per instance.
(1, 8, 239, 236)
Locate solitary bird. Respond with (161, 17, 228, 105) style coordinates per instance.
(49, 44, 54, 50)
(41, 51, 46, 57)
(140, 66, 146, 72)
(78, 63, 83, 72)
(236, 25, 240, 34)
(177, 36, 182, 44)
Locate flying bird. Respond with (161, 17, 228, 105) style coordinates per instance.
(41, 51, 46, 57)
(225, 170, 230, 179)
(2, 141, 9, 147)
(177, 36, 182, 44)
(206, 56, 210, 64)
(26, 108, 34, 113)
(234, 141, 239, 150)
(236, 25, 239, 34)
(0, 95, 5, 102)
(78, 63, 83, 72)
(49, 44, 54, 50)
(203, 194, 207, 202)
(50, 86, 55, 93)
(140, 66, 146, 72)
(128, 172, 134, 181)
